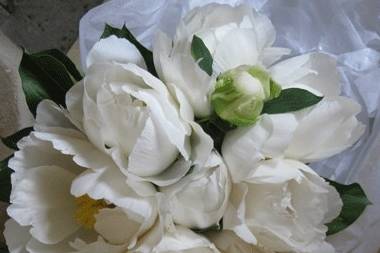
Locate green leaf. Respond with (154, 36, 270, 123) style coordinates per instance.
(197, 114, 235, 152)
(1, 127, 33, 150)
(191, 35, 213, 76)
(262, 88, 323, 114)
(39, 49, 83, 81)
(19, 50, 80, 117)
(101, 24, 157, 77)
(326, 179, 371, 235)
(0, 156, 13, 203)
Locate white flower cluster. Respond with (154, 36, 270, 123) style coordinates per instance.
(5, 3, 365, 253)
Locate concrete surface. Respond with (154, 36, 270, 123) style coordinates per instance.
(0, 0, 103, 53)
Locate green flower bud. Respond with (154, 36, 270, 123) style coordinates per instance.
(211, 65, 281, 127)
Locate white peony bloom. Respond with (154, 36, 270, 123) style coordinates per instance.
(224, 159, 342, 253)
(223, 53, 365, 182)
(161, 152, 231, 229)
(153, 3, 290, 118)
(5, 101, 157, 253)
(65, 35, 213, 190)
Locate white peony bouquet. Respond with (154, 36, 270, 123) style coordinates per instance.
(0, 3, 371, 253)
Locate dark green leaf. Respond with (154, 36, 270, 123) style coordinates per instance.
(197, 113, 235, 152)
(262, 88, 323, 114)
(0, 156, 13, 203)
(1, 127, 33, 150)
(19, 50, 78, 116)
(191, 35, 213, 76)
(101, 24, 157, 77)
(326, 179, 371, 235)
(39, 49, 83, 81)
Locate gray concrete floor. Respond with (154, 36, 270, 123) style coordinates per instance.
(0, 0, 103, 53)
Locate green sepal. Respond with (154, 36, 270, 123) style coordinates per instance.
(191, 35, 213, 76)
(325, 179, 371, 235)
(1, 127, 33, 150)
(101, 24, 157, 77)
(0, 156, 13, 203)
(19, 49, 80, 117)
(262, 88, 323, 114)
(269, 79, 282, 99)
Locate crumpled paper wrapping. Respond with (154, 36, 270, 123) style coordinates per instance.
(79, 1, 380, 252)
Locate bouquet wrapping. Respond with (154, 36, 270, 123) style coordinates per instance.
(1, 1, 379, 253)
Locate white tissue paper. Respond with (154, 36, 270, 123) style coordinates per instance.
(79, 1, 380, 252)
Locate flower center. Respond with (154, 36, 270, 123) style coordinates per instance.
(75, 195, 108, 229)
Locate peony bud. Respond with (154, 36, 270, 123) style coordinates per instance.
(211, 65, 281, 126)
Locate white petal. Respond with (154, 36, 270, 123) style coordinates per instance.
(9, 134, 80, 176)
(167, 85, 213, 166)
(33, 129, 114, 172)
(8, 166, 79, 244)
(65, 81, 85, 130)
(213, 28, 259, 73)
(222, 114, 298, 182)
(4, 219, 30, 253)
(223, 183, 257, 245)
(270, 53, 340, 96)
(162, 153, 231, 229)
(189, 122, 214, 166)
(154, 32, 213, 118)
(250, 10, 276, 52)
(96, 84, 148, 156)
(133, 89, 191, 160)
(208, 230, 273, 253)
(260, 47, 291, 68)
(95, 207, 145, 246)
(108, 64, 191, 159)
(222, 123, 268, 183)
(128, 117, 179, 177)
(270, 54, 312, 86)
(35, 100, 75, 131)
(86, 35, 145, 70)
(153, 226, 219, 253)
(285, 97, 365, 162)
(142, 158, 192, 187)
(70, 238, 126, 253)
(26, 229, 96, 253)
(297, 53, 340, 97)
(246, 159, 306, 184)
(71, 166, 157, 224)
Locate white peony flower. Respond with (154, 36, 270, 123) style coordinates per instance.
(223, 53, 365, 182)
(5, 101, 157, 253)
(65, 35, 213, 190)
(223, 159, 343, 253)
(161, 152, 231, 229)
(153, 3, 290, 118)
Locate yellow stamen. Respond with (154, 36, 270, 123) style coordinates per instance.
(75, 195, 108, 229)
